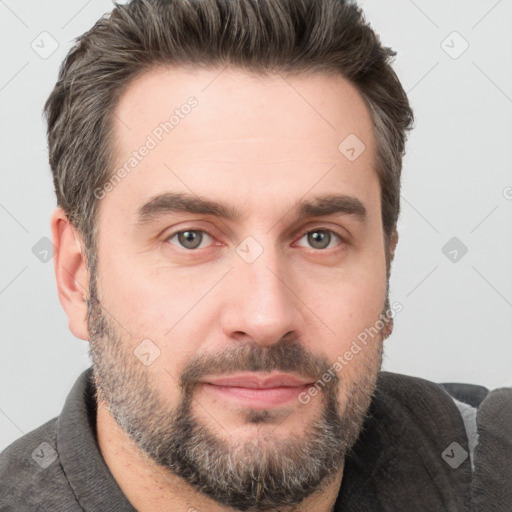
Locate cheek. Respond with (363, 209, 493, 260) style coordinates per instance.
(95, 245, 219, 378)
(301, 264, 387, 358)
(95, 235, 183, 328)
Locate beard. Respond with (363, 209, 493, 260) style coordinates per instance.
(86, 273, 384, 511)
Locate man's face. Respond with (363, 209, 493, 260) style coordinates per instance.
(87, 67, 389, 510)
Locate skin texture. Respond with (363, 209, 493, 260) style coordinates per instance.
(51, 66, 398, 512)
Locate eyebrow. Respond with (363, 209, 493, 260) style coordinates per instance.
(136, 192, 367, 225)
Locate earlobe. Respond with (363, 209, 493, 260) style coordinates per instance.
(50, 207, 90, 340)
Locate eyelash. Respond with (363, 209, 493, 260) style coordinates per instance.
(164, 226, 347, 252)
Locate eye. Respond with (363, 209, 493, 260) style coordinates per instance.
(164, 227, 345, 252)
(166, 229, 214, 250)
(295, 229, 343, 250)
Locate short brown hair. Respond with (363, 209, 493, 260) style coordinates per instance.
(45, 0, 413, 280)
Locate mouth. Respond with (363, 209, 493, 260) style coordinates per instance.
(200, 372, 315, 408)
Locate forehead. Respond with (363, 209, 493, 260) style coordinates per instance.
(106, 66, 379, 223)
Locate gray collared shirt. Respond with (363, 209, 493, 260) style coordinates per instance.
(0, 368, 135, 511)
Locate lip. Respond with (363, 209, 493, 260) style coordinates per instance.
(203, 372, 313, 389)
(200, 373, 315, 408)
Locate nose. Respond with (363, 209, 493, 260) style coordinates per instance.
(220, 243, 304, 347)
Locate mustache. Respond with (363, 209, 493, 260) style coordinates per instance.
(178, 338, 338, 393)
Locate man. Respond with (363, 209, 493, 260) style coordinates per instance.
(1, 0, 510, 510)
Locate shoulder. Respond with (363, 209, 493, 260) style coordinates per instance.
(372, 370, 500, 451)
(0, 417, 80, 511)
(375, 370, 489, 407)
(368, 370, 481, 448)
(338, 371, 511, 511)
(374, 371, 512, 507)
(374, 370, 511, 423)
(374, 371, 488, 461)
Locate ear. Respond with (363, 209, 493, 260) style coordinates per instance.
(390, 229, 399, 261)
(51, 207, 90, 340)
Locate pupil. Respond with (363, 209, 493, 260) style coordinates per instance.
(179, 231, 201, 249)
(309, 230, 329, 249)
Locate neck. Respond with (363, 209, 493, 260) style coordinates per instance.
(96, 402, 344, 512)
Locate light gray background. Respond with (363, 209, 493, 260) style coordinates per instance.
(1, 0, 511, 452)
